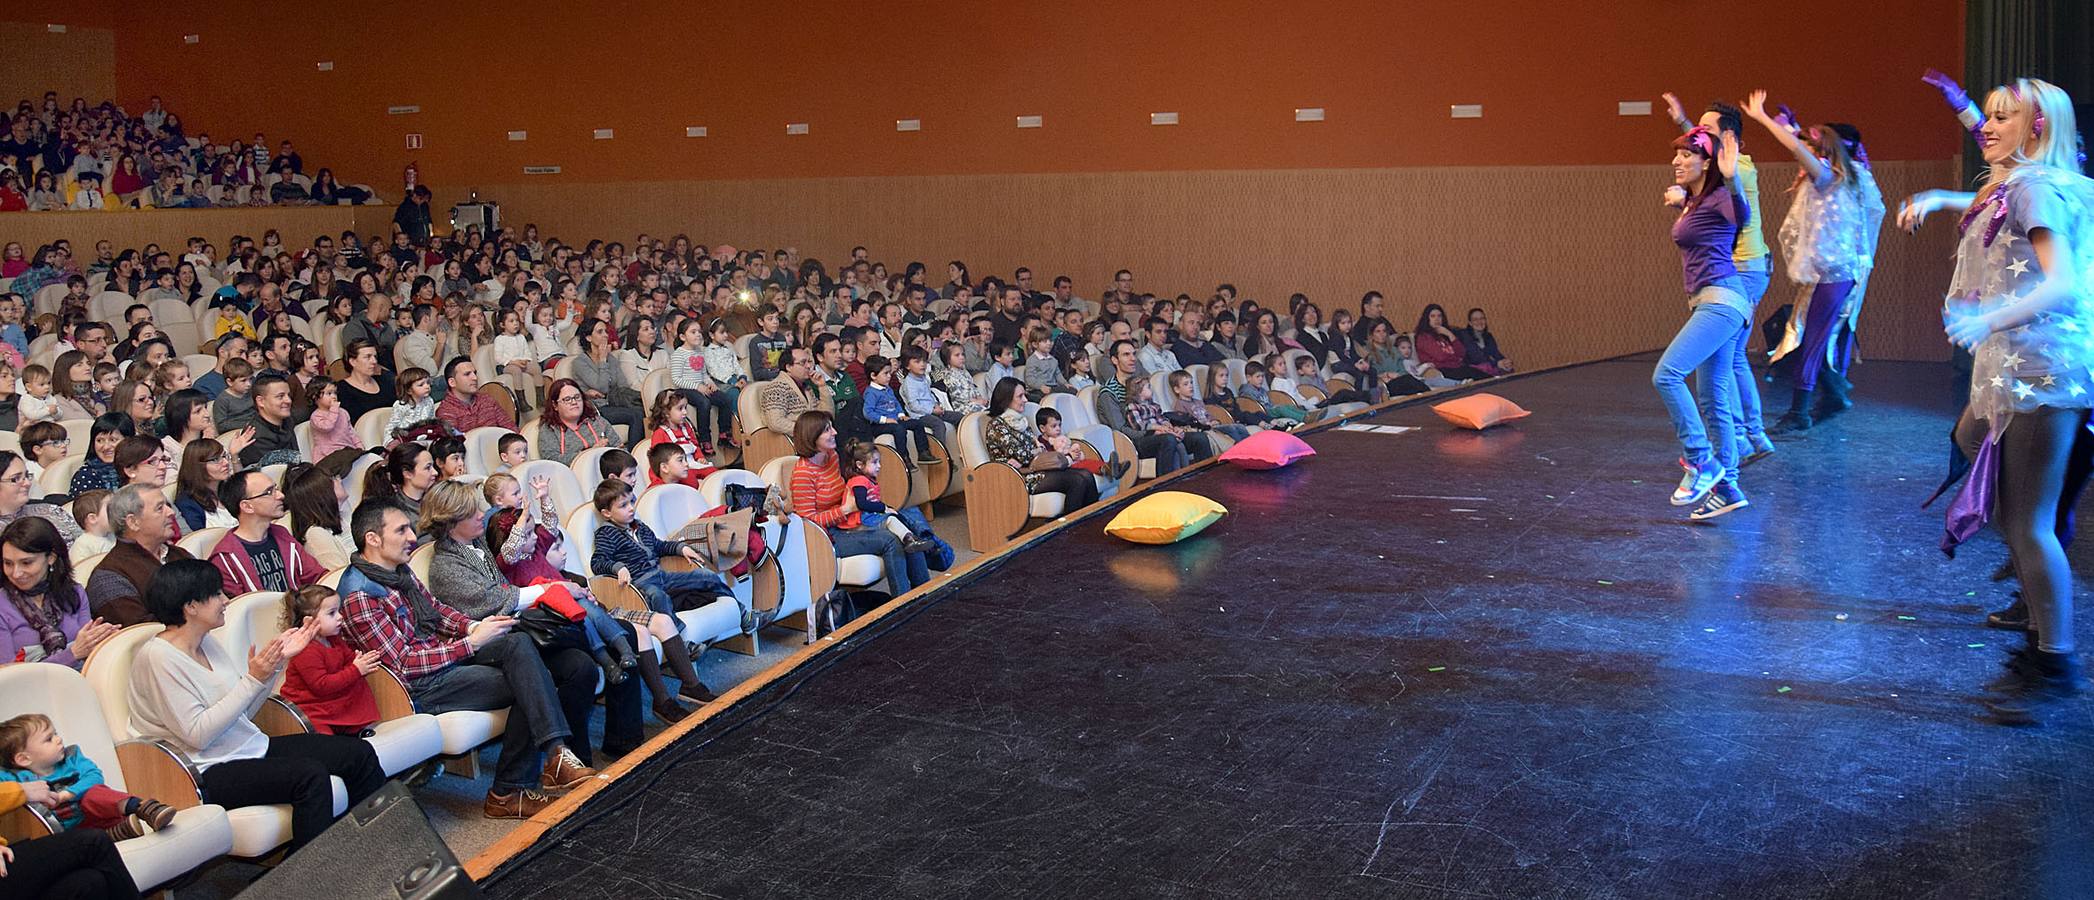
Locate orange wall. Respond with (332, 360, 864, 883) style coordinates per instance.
(106, 1, 1963, 189)
(0, 22, 115, 106)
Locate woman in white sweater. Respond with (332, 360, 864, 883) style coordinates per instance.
(126, 559, 385, 853)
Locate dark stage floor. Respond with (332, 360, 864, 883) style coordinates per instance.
(482, 357, 2094, 900)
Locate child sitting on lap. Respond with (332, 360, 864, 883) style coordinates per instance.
(1036, 408, 1108, 477)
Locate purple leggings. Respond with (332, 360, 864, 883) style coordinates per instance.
(1793, 280, 1854, 391)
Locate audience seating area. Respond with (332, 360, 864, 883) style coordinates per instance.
(0, 220, 1515, 890)
(0, 91, 381, 212)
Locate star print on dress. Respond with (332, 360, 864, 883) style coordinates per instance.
(2002, 352, 2025, 369)
(2073, 383, 2089, 398)
(2008, 258, 2032, 276)
(1991, 375, 2006, 387)
(2000, 232, 2021, 247)
(2043, 375, 2059, 386)
(2013, 380, 2037, 399)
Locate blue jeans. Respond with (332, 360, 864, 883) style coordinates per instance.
(827, 525, 919, 597)
(634, 567, 734, 616)
(1698, 319, 1763, 448)
(1701, 266, 1770, 445)
(678, 387, 739, 443)
(578, 597, 633, 658)
(1654, 302, 1745, 479)
(869, 419, 934, 462)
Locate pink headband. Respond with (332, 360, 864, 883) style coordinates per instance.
(1681, 126, 1718, 158)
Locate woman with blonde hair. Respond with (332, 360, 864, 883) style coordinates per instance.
(1902, 77, 2093, 723)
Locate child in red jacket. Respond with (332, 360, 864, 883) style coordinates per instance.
(278, 585, 381, 736)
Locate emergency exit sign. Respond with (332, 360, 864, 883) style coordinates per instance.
(405, 133, 423, 150)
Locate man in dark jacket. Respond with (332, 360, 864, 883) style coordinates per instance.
(239, 376, 302, 467)
(392, 185, 434, 243)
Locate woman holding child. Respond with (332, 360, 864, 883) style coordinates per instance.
(983, 378, 1101, 508)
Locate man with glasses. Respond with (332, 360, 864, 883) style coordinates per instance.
(755, 346, 831, 436)
(207, 468, 322, 595)
(68, 322, 114, 366)
(1106, 269, 1136, 307)
(310, 235, 337, 272)
(338, 501, 595, 819)
(239, 375, 301, 467)
(84, 484, 192, 626)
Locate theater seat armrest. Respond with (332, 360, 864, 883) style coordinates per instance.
(367, 668, 418, 722)
(114, 739, 207, 810)
(0, 802, 60, 843)
(590, 577, 652, 614)
(253, 696, 316, 737)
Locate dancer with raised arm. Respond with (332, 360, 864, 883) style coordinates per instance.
(1664, 93, 1777, 466)
(1900, 78, 2094, 724)
(1919, 67, 2094, 633)
(1655, 125, 1752, 520)
(1745, 91, 1886, 434)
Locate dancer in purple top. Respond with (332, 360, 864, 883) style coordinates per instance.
(1654, 125, 1752, 520)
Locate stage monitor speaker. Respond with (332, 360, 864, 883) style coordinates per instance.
(241, 781, 479, 900)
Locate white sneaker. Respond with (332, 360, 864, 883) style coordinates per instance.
(1670, 459, 1720, 507)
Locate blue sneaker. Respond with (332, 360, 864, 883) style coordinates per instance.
(1690, 481, 1749, 520)
(1740, 433, 1776, 467)
(1671, 459, 1721, 507)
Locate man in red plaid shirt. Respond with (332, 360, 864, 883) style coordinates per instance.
(338, 501, 596, 819)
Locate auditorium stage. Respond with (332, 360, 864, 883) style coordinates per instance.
(479, 356, 2094, 899)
